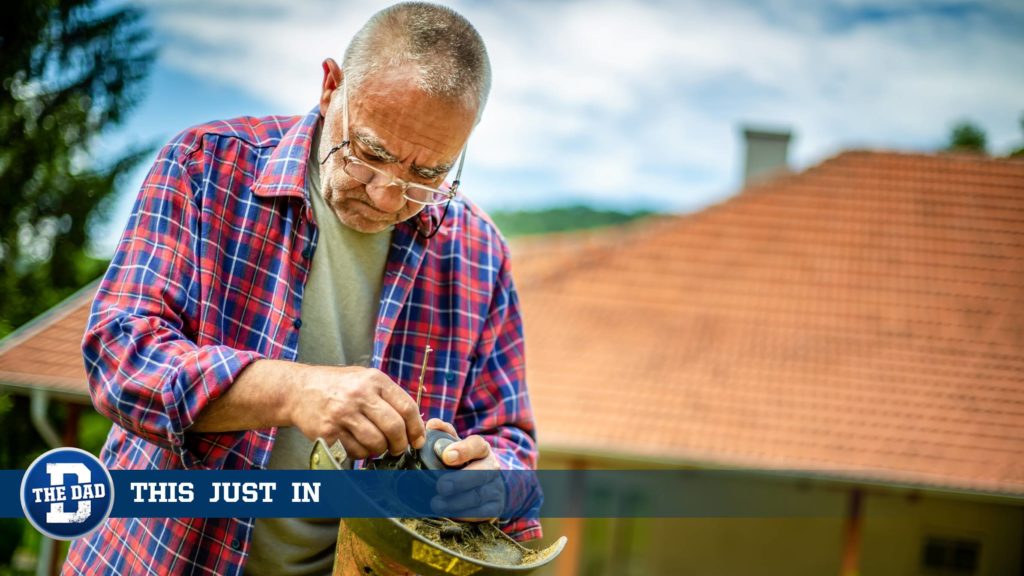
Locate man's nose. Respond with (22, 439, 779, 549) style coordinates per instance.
(364, 182, 407, 213)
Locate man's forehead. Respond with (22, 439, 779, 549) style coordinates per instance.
(351, 72, 475, 138)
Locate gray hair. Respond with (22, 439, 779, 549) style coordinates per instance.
(343, 2, 491, 121)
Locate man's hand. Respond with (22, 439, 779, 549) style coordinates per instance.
(426, 418, 505, 522)
(290, 365, 425, 459)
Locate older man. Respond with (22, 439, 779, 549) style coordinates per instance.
(65, 3, 538, 574)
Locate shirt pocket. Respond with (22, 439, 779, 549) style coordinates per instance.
(413, 346, 473, 422)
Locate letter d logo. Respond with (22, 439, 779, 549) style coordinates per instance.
(21, 448, 114, 540)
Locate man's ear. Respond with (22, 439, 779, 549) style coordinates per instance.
(320, 58, 343, 117)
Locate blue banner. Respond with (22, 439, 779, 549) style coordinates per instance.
(0, 467, 931, 520)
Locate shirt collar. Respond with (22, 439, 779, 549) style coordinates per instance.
(252, 106, 321, 199)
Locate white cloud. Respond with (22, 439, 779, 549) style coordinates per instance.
(139, 0, 1024, 212)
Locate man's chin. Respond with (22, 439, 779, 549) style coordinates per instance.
(334, 209, 396, 234)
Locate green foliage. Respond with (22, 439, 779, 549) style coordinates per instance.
(490, 205, 655, 238)
(0, 393, 41, 571)
(0, 396, 22, 567)
(0, 3, 151, 565)
(946, 121, 987, 153)
(0, 0, 154, 337)
(79, 409, 113, 455)
(0, 518, 23, 571)
(1010, 113, 1024, 158)
(0, 393, 45, 469)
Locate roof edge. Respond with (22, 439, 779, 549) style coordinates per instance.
(735, 147, 1024, 197)
(539, 444, 1024, 502)
(0, 278, 100, 357)
(0, 379, 92, 405)
(835, 148, 1024, 162)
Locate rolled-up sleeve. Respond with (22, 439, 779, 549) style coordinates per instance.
(82, 134, 263, 470)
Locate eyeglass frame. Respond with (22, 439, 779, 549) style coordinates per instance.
(319, 80, 468, 207)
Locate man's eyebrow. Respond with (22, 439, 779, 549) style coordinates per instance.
(354, 130, 455, 180)
(411, 161, 453, 181)
(353, 132, 399, 164)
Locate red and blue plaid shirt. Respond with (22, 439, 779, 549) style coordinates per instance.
(65, 107, 539, 575)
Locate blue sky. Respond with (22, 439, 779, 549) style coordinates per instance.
(92, 0, 1024, 255)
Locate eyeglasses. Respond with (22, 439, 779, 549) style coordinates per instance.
(320, 81, 467, 207)
(319, 80, 466, 238)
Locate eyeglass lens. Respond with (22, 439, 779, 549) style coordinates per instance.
(342, 159, 451, 205)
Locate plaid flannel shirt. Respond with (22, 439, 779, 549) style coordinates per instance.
(65, 107, 540, 575)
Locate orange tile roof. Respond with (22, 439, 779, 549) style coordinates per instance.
(515, 151, 1024, 496)
(0, 282, 96, 402)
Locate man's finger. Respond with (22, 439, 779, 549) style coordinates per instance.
(382, 380, 426, 449)
(336, 430, 371, 461)
(437, 470, 500, 494)
(443, 434, 489, 467)
(364, 398, 412, 455)
(425, 418, 458, 438)
(348, 415, 388, 457)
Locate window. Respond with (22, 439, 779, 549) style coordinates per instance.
(921, 536, 980, 575)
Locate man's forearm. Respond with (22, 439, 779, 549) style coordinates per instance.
(191, 361, 425, 457)
(192, 359, 303, 432)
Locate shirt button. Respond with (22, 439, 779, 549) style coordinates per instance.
(230, 539, 241, 550)
(446, 372, 455, 382)
(293, 318, 303, 329)
(301, 247, 313, 260)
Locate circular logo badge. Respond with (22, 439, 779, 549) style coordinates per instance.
(20, 447, 114, 540)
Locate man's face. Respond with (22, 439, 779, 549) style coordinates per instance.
(318, 64, 477, 234)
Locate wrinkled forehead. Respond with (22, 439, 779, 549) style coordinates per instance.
(344, 73, 476, 165)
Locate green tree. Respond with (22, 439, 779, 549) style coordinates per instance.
(946, 120, 987, 153)
(491, 205, 654, 237)
(0, 0, 154, 337)
(1010, 113, 1024, 158)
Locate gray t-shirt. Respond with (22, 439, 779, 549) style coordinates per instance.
(246, 122, 392, 575)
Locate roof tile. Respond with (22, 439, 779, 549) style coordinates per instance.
(516, 151, 1024, 495)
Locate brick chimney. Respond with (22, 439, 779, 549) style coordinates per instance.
(742, 126, 792, 186)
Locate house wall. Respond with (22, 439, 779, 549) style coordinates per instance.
(861, 490, 1023, 576)
(532, 453, 1023, 576)
(534, 482, 846, 576)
